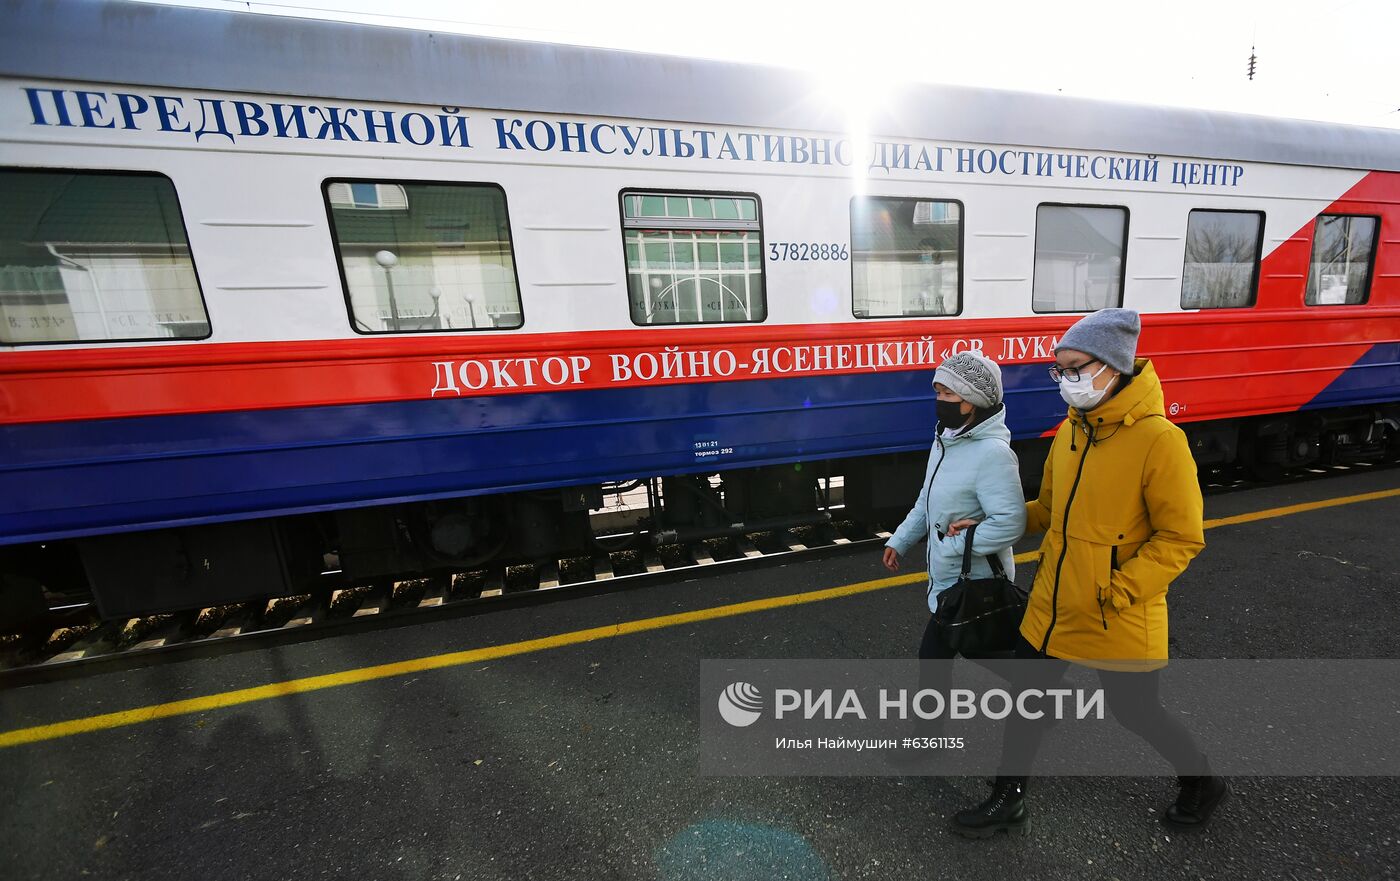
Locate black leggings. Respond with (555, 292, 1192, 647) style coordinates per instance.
(997, 634, 1208, 783)
(917, 612, 958, 659)
(910, 614, 957, 734)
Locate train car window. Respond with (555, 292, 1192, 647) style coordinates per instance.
(1181, 210, 1263, 309)
(850, 197, 962, 318)
(1031, 204, 1128, 313)
(620, 191, 765, 325)
(1305, 214, 1378, 306)
(0, 169, 210, 345)
(324, 180, 522, 333)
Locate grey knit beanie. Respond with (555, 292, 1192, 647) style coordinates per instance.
(933, 350, 1003, 410)
(1055, 308, 1141, 375)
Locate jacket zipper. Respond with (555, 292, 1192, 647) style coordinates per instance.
(1097, 545, 1119, 630)
(1040, 421, 1094, 654)
(923, 439, 948, 601)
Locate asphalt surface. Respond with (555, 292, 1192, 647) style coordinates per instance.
(2, 468, 1398, 881)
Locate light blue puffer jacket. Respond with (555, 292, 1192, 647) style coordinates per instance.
(885, 404, 1027, 610)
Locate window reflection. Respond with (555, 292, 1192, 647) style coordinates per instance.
(1032, 205, 1127, 313)
(0, 170, 209, 344)
(622, 192, 765, 325)
(1306, 215, 1376, 306)
(326, 181, 522, 332)
(1181, 210, 1262, 309)
(850, 197, 961, 318)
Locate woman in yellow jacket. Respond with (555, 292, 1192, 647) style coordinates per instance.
(951, 308, 1230, 838)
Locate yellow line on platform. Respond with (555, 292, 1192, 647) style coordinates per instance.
(4, 483, 1399, 749)
(1202, 486, 1400, 529)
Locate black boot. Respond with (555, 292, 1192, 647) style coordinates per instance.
(950, 776, 1030, 838)
(1161, 771, 1230, 830)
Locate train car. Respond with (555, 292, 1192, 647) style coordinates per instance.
(2, 0, 1398, 625)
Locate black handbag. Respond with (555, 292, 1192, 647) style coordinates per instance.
(931, 523, 1028, 655)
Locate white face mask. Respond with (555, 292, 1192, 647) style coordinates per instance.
(1058, 362, 1115, 411)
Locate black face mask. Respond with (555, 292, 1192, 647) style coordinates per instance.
(936, 400, 969, 429)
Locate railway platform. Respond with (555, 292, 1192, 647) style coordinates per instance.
(2, 468, 1398, 881)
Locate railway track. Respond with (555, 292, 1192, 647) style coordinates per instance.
(1, 459, 1394, 686)
(0, 518, 888, 686)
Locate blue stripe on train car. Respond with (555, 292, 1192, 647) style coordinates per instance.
(1301, 342, 1400, 411)
(0, 365, 1066, 544)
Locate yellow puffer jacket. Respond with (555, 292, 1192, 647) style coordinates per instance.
(1019, 359, 1204, 670)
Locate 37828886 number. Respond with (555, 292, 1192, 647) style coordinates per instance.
(768, 242, 849, 261)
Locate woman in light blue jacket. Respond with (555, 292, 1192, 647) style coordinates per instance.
(882, 351, 1027, 724)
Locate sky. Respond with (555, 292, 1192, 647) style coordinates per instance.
(142, 0, 1400, 130)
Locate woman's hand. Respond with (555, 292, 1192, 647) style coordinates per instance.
(945, 518, 979, 537)
(882, 547, 900, 572)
